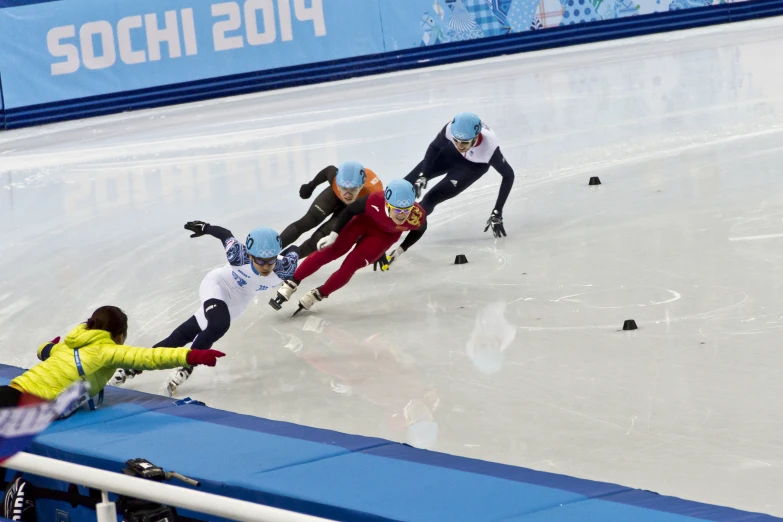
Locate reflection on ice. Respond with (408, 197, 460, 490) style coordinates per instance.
(466, 301, 517, 375)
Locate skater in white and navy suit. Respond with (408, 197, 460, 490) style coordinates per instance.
(405, 112, 515, 238)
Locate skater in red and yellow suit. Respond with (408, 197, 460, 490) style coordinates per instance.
(271, 179, 426, 314)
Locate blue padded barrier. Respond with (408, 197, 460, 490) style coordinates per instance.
(0, 364, 780, 522)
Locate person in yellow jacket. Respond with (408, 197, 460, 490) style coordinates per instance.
(0, 306, 224, 411)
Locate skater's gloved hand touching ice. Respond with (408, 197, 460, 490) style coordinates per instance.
(373, 248, 405, 272)
(484, 210, 506, 238)
(373, 252, 390, 271)
(184, 220, 209, 238)
(186, 349, 226, 367)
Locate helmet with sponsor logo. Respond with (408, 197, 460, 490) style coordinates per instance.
(451, 112, 482, 141)
(384, 180, 416, 209)
(246, 227, 281, 258)
(336, 161, 366, 189)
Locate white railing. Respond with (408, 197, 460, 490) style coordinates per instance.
(4, 452, 332, 522)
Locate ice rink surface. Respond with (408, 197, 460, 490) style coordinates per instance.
(3, 16, 783, 516)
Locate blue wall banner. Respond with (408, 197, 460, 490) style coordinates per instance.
(0, 0, 781, 128)
(0, 0, 383, 108)
(378, 0, 749, 51)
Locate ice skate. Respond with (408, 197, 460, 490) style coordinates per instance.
(165, 367, 193, 397)
(109, 368, 141, 386)
(270, 279, 298, 310)
(293, 287, 324, 316)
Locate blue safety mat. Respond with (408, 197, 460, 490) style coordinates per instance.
(0, 364, 779, 521)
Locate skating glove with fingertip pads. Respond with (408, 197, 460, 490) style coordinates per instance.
(184, 220, 209, 238)
(186, 349, 226, 367)
(373, 252, 391, 271)
(484, 210, 506, 238)
(373, 247, 404, 271)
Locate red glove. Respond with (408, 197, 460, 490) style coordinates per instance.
(186, 349, 226, 367)
(51, 336, 61, 344)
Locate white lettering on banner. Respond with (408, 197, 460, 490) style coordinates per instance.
(48, 25, 80, 75)
(118, 15, 146, 65)
(211, 0, 326, 51)
(181, 8, 199, 56)
(212, 2, 244, 51)
(277, 0, 293, 41)
(80, 21, 116, 70)
(48, 9, 194, 75)
(245, 0, 276, 46)
(145, 10, 182, 61)
(45, 1, 326, 75)
(294, 0, 325, 37)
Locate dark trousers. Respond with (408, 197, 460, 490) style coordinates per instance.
(0, 385, 22, 408)
(405, 158, 489, 215)
(280, 188, 345, 257)
(155, 299, 231, 351)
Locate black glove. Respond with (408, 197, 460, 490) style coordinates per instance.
(185, 220, 209, 238)
(373, 253, 391, 272)
(413, 175, 427, 199)
(299, 183, 315, 199)
(484, 210, 506, 238)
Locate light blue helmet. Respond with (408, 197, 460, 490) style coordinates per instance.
(384, 179, 416, 209)
(336, 161, 366, 189)
(451, 112, 482, 141)
(245, 227, 281, 258)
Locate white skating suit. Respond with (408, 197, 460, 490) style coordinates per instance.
(195, 235, 298, 329)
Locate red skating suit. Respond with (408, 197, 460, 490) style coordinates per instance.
(293, 191, 426, 297)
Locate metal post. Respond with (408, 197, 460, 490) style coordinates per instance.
(95, 490, 118, 522)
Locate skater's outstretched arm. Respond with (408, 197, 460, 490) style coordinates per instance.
(399, 220, 428, 252)
(273, 251, 299, 282)
(184, 221, 247, 266)
(101, 345, 192, 371)
(489, 148, 515, 213)
(331, 196, 369, 234)
(299, 166, 338, 199)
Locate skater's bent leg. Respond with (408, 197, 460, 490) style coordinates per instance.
(299, 212, 343, 258)
(405, 160, 450, 184)
(320, 235, 394, 296)
(293, 218, 366, 283)
(405, 160, 427, 183)
(280, 190, 342, 247)
(191, 299, 230, 350)
(154, 316, 201, 348)
(419, 168, 483, 215)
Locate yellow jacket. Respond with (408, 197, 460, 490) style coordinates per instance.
(11, 324, 190, 400)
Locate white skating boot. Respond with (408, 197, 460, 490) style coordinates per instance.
(165, 367, 193, 397)
(109, 368, 141, 386)
(269, 280, 298, 310)
(293, 287, 324, 316)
